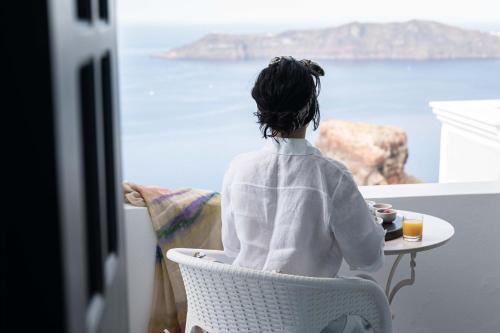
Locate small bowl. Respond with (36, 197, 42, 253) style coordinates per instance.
(376, 208, 397, 223)
(373, 203, 392, 210)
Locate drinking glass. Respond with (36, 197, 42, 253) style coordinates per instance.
(402, 215, 424, 241)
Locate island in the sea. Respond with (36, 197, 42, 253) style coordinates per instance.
(160, 20, 500, 60)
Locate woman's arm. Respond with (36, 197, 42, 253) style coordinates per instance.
(330, 173, 385, 272)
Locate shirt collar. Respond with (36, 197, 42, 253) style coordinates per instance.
(263, 138, 316, 156)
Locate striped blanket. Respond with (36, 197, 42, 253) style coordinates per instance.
(124, 182, 223, 333)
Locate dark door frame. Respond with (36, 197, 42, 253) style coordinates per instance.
(2, 1, 128, 332)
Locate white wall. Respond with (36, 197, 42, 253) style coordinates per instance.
(124, 205, 156, 333)
(124, 182, 500, 333)
(351, 182, 500, 333)
(431, 100, 500, 183)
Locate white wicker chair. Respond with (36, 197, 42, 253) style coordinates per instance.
(167, 248, 393, 333)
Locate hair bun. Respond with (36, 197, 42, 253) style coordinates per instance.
(269, 57, 325, 77)
(299, 59, 325, 77)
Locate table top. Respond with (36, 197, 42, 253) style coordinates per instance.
(383, 210, 455, 255)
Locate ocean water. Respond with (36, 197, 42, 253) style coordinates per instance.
(118, 25, 500, 191)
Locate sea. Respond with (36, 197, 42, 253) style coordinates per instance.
(118, 24, 500, 191)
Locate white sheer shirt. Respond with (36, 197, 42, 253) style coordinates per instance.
(221, 138, 385, 277)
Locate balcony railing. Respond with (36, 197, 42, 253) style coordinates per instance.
(123, 182, 500, 333)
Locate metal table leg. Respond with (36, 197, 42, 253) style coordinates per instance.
(385, 252, 416, 304)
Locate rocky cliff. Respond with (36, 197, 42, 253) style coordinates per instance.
(161, 20, 500, 60)
(315, 119, 419, 185)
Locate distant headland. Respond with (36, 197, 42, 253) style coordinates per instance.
(159, 20, 500, 60)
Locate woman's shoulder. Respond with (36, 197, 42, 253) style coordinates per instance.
(229, 149, 267, 167)
(224, 150, 269, 180)
(312, 153, 352, 177)
(309, 154, 359, 197)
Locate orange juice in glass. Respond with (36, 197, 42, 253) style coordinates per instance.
(403, 215, 423, 241)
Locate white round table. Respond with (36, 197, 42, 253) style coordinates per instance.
(383, 210, 454, 304)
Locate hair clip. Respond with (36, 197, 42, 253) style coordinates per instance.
(269, 56, 296, 65)
(269, 56, 282, 65)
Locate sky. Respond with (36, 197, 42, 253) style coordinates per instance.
(117, 0, 500, 29)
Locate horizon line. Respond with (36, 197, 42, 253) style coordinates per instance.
(118, 18, 500, 30)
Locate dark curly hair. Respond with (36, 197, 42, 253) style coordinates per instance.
(251, 56, 325, 139)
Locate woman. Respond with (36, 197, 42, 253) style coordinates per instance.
(221, 56, 385, 332)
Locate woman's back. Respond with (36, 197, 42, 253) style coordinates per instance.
(221, 138, 385, 277)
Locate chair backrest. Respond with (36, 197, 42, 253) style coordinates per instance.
(167, 248, 393, 333)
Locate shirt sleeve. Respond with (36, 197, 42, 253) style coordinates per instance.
(221, 167, 240, 260)
(330, 172, 385, 272)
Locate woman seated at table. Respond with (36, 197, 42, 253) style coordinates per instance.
(221, 56, 386, 332)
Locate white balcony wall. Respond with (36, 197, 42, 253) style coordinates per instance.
(356, 182, 500, 333)
(124, 206, 156, 333)
(124, 182, 500, 333)
(431, 100, 500, 183)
